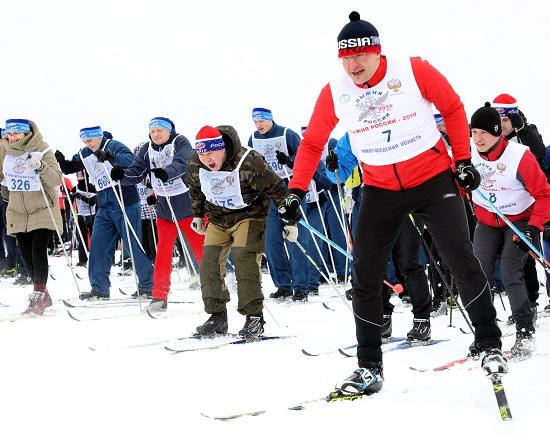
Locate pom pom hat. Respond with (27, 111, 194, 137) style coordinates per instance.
(470, 103, 502, 137)
(337, 11, 381, 58)
(492, 94, 519, 117)
(195, 126, 225, 154)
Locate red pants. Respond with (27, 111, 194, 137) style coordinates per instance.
(152, 217, 204, 300)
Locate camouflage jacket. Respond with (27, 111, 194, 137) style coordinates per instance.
(186, 125, 288, 229)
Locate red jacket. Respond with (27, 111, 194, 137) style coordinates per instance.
(472, 138, 550, 231)
(289, 56, 471, 191)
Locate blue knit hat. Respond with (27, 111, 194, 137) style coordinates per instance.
(80, 126, 104, 140)
(149, 117, 174, 132)
(252, 108, 273, 121)
(5, 119, 31, 134)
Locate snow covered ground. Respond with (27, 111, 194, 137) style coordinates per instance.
(0, 253, 548, 434)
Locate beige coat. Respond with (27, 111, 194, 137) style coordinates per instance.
(0, 121, 62, 235)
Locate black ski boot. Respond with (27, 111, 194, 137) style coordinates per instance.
(510, 309, 536, 359)
(195, 311, 228, 336)
(269, 288, 292, 299)
(381, 315, 392, 341)
(430, 297, 447, 317)
(330, 361, 384, 399)
(292, 292, 308, 302)
(480, 348, 508, 376)
(238, 313, 265, 341)
(406, 318, 431, 343)
(79, 290, 109, 301)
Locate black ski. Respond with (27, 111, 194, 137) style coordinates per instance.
(200, 393, 364, 420)
(489, 374, 512, 421)
(165, 334, 291, 353)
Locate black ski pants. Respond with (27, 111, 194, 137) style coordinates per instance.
(352, 171, 501, 364)
(15, 229, 51, 286)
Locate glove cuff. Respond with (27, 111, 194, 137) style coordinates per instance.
(289, 188, 306, 201)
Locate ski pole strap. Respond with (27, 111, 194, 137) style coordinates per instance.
(299, 219, 352, 260)
(474, 190, 545, 259)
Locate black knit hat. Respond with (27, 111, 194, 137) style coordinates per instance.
(470, 102, 502, 137)
(337, 11, 381, 57)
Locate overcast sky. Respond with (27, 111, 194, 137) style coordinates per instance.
(2, 0, 549, 154)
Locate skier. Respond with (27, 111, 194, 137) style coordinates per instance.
(469, 104, 550, 357)
(110, 117, 203, 311)
(0, 119, 62, 314)
(247, 108, 309, 301)
(280, 12, 506, 396)
(186, 125, 290, 340)
(492, 94, 546, 321)
(55, 126, 153, 299)
(69, 171, 96, 267)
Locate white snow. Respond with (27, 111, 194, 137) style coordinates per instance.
(0, 255, 548, 433)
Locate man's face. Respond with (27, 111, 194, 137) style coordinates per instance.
(472, 128, 500, 153)
(500, 116, 514, 137)
(342, 52, 381, 85)
(198, 149, 226, 171)
(254, 120, 273, 135)
(6, 132, 26, 143)
(83, 137, 102, 152)
(150, 128, 171, 145)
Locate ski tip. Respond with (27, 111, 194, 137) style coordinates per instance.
(301, 348, 318, 356)
(145, 309, 158, 320)
(322, 302, 335, 311)
(88, 346, 96, 351)
(62, 299, 75, 308)
(66, 310, 80, 321)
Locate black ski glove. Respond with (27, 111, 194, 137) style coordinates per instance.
(110, 166, 125, 182)
(508, 112, 525, 132)
(326, 150, 339, 172)
(94, 149, 113, 163)
(512, 226, 540, 252)
(276, 150, 291, 167)
(278, 189, 305, 225)
(146, 195, 157, 206)
(151, 168, 169, 183)
(454, 159, 481, 191)
(54, 150, 65, 163)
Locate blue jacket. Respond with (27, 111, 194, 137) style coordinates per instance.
(119, 134, 193, 221)
(326, 133, 359, 185)
(58, 137, 138, 209)
(247, 122, 302, 167)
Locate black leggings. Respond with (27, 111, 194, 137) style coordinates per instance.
(15, 229, 51, 285)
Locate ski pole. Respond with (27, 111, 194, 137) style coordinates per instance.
(298, 219, 402, 294)
(34, 156, 81, 295)
(408, 214, 474, 334)
(293, 238, 351, 311)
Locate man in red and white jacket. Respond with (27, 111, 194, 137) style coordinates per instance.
(470, 104, 550, 357)
(278, 11, 505, 396)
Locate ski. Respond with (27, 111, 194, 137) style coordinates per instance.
(301, 337, 406, 357)
(0, 309, 58, 323)
(63, 298, 194, 309)
(489, 374, 512, 421)
(66, 307, 146, 322)
(338, 338, 450, 358)
(200, 393, 365, 420)
(165, 334, 291, 353)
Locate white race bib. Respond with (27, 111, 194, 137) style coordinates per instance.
(148, 141, 189, 197)
(3, 152, 43, 192)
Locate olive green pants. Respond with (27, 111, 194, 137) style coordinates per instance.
(200, 218, 265, 316)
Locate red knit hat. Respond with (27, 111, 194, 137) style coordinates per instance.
(195, 125, 225, 154)
(492, 94, 519, 117)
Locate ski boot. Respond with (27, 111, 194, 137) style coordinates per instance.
(146, 298, 168, 313)
(195, 311, 228, 336)
(430, 297, 447, 317)
(308, 287, 319, 296)
(510, 329, 535, 360)
(238, 313, 265, 341)
(480, 348, 508, 376)
(406, 318, 431, 345)
(22, 290, 53, 315)
(292, 291, 308, 302)
(79, 290, 109, 301)
(330, 362, 384, 400)
(131, 291, 152, 299)
(269, 288, 292, 299)
(381, 315, 392, 342)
